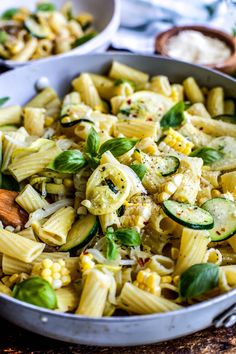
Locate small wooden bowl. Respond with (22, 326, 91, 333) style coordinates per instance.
(155, 25, 236, 75)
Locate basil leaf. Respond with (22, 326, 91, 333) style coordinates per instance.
(85, 127, 100, 156)
(160, 101, 185, 129)
(106, 230, 118, 261)
(36, 3, 56, 12)
(179, 263, 219, 299)
(13, 277, 57, 309)
(1, 8, 18, 20)
(72, 32, 97, 48)
(0, 174, 20, 192)
(48, 150, 86, 173)
(130, 163, 147, 180)
(99, 138, 139, 158)
(115, 228, 141, 247)
(86, 154, 100, 170)
(190, 147, 223, 165)
(0, 31, 8, 44)
(0, 97, 10, 107)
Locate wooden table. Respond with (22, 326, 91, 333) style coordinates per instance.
(1, 317, 236, 353)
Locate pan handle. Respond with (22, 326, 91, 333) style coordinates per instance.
(213, 303, 236, 328)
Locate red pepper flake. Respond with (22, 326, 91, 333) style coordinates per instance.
(199, 127, 203, 131)
(127, 99, 131, 104)
(216, 231, 221, 235)
(147, 117, 153, 121)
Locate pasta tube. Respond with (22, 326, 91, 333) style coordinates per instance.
(118, 282, 182, 314)
(0, 230, 45, 263)
(76, 269, 110, 317)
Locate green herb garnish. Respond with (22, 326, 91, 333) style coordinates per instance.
(160, 101, 185, 129)
(179, 263, 219, 299)
(190, 147, 223, 165)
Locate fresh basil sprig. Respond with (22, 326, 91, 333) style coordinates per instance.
(1, 8, 18, 20)
(105, 227, 141, 260)
(85, 127, 100, 157)
(160, 101, 185, 129)
(0, 96, 10, 107)
(179, 263, 219, 299)
(48, 150, 86, 173)
(106, 228, 119, 261)
(130, 163, 147, 180)
(115, 228, 141, 246)
(190, 147, 223, 165)
(36, 3, 56, 12)
(98, 137, 139, 158)
(13, 277, 57, 309)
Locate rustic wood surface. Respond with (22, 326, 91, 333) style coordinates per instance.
(1, 317, 236, 354)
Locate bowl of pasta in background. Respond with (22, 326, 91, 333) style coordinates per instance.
(0, 53, 236, 346)
(0, 0, 120, 68)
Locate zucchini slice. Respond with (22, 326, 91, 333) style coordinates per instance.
(60, 116, 94, 128)
(162, 200, 214, 230)
(201, 198, 236, 241)
(213, 114, 236, 124)
(155, 155, 180, 176)
(60, 214, 98, 251)
(24, 17, 48, 39)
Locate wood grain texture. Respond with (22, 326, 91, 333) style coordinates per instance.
(1, 317, 236, 354)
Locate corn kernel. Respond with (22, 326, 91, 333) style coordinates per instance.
(161, 276, 172, 284)
(211, 189, 221, 198)
(58, 259, 66, 267)
(64, 178, 74, 189)
(52, 263, 61, 272)
(41, 269, 52, 278)
(173, 275, 180, 286)
(171, 247, 179, 260)
(45, 116, 54, 127)
(52, 279, 63, 290)
(42, 259, 53, 268)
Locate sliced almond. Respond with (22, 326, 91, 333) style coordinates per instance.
(0, 189, 28, 228)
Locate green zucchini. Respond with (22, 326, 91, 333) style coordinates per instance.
(213, 114, 236, 124)
(201, 198, 236, 241)
(162, 200, 214, 230)
(24, 16, 48, 39)
(60, 116, 94, 128)
(72, 32, 97, 48)
(60, 214, 98, 251)
(155, 156, 180, 176)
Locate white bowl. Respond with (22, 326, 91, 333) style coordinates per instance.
(0, 0, 120, 68)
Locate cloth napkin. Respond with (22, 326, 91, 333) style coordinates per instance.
(111, 0, 235, 54)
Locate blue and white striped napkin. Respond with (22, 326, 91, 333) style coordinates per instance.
(112, 0, 234, 53)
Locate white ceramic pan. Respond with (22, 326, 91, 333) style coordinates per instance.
(0, 54, 236, 346)
(0, 0, 120, 68)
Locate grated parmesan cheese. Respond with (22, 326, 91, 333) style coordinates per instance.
(165, 30, 231, 65)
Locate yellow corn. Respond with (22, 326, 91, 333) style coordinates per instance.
(45, 116, 54, 127)
(31, 258, 71, 289)
(161, 276, 172, 284)
(211, 189, 221, 198)
(173, 275, 180, 286)
(79, 252, 95, 272)
(154, 174, 183, 203)
(134, 268, 161, 295)
(163, 128, 194, 155)
(1, 273, 28, 288)
(171, 247, 179, 260)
